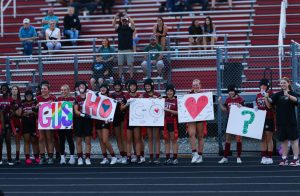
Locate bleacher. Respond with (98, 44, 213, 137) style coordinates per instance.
(0, 0, 299, 94)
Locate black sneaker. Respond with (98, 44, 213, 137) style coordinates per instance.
(148, 158, 154, 164)
(15, 159, 21, 164)
(172, 159, 179, 165)
(48, 158, 54, 165)
(153, 158, 160, 164)
(39, 157, 47, 165)
(279, 158, 288, 166)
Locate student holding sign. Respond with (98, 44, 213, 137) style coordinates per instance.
(21, 90, 39, 165)
(121, 79, 144, 164)
(265, 77, 299, 166)
(57, 84, 76, 165)
(141, 78, 161, 164)
(256, 79, 275, 165)
(188, 79, 206, 164)
(36, 82, 57, 165)
(0, 84, 14, 166)
(164, 84, 179, 165)
(218, 84, 245, 164)
(74, 81, 93, 166)
(96, 83, 117, 165)
(111, 80, 127, 164)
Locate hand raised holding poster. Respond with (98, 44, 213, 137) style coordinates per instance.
(129, 98, 165, 126)
(38, 101, 73, 130)
(82, 90, 117, 121)
(226, 105, 266, 140)
(177, 92, 214, 123)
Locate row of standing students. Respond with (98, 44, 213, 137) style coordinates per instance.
(0, 77, 299, 166)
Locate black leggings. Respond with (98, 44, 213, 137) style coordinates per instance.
(59, 130, 75, 155)
(0, 128, 12, 161)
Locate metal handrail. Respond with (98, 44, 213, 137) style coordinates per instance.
(0, 0, 16, 37)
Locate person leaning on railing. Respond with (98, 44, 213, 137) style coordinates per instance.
(45, 20, 62, 53)
(63, 7, 81, 46)
(18, 18, 38, 56)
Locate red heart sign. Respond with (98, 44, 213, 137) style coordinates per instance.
(185, 96, 208, 119)
(154, 108, 159, 113)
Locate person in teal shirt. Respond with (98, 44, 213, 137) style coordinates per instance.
(40, 8, 59, 38)
(141, 35, 164, 78)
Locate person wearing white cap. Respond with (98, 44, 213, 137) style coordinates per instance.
(18, 18, 38, 55)
(141, 35, 164, 79)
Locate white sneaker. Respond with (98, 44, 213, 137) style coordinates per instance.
(69, 155, 75, 165)
(100, 158, 109, 165)
(191, 152, 200, 163)
(110, 157, 117, 165)
(260, 157, 267, 164)
(121, 157, 127, 164)
(7, 161, 14, 166)
(131, 155, 137, 163)
(0, 160, 3, 165)
(196, 155, 203, 163)
(237, 157, 242, 164)
(139, 156, 146, 164)
(218, 157, 228, 164)
(78, 157, 83, 166)
(85, 158, 91, 165)
(265, 158, 273, 165)
(60, 155, 66, 165)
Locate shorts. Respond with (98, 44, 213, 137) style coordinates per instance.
(276, 125, 299, 142)
(118, 50, 134, 65)
(74, 117, 92, 137)
(95, 120, 110, 130)
(22, 119, 36, 135)
(263, 118, 275, 133)
(113, 113, 124, 127)
(166, 123, 174, 133)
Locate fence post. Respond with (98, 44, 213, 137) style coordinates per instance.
(216, 48, 223, 155)
(5, 56, 11, 84)
(146, 52, 151, 79)
(38, 41, 42, 55)
(74, 55, 79, 82)
(224, 34, 228, 62)
(38, 56, 43, 83)
(92, 38, 96, 53)
(291, 43, 298, 89)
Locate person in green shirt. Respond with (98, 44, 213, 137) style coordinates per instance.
(141, 35, 164, 78)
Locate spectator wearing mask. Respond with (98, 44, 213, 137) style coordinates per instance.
(63, 6, 81, 46)
(19, 18, 38, 55)
(112, 13, 135, 80)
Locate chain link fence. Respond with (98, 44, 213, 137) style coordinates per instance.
(0, 44, 298, 156)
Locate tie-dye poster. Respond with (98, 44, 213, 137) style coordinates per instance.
(38, 102, 73, 130)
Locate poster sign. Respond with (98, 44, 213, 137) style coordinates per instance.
(177, 92, 214, 123)
(226, 105, 266, 140)
(129, 98, 165, 126)
(38, 101, 73, 130)
(82, 90, 117, 121)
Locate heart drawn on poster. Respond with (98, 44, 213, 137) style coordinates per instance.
(184, 96, 208, 119)
(99, 99, 112, 118)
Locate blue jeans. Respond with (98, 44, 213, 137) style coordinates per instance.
(64, 30, 79, 45)
(23, 41, 33, 55)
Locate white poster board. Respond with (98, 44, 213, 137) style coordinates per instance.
(129, 98, 165, 126)
(38, 102, 73, 130)
(177, 92, 214, 123)
(226, 105, 266, 140)
(82, 90, 117, 121)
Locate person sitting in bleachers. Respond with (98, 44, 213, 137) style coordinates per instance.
(90, 38, 115, 89)
(188, 19, 204, 50)
(19, 18, 38, 56)
(99, 0, 115, 14)
(63, 7, 81, 46)
(45, 20, 62, 53)
(70, 0, 98, 15)
(186, 0, 209, 11)
(141, 35, 164, 79)
(203, 16, 217, 50)
(211, 0, 232, 10)
(40, 7, 59, 38)
(153, 17, 168, 51)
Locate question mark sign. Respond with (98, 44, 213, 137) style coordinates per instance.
(241, 110, 255, 134)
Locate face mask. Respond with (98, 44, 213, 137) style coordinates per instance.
(79, 88, 85, 93)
